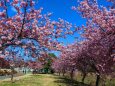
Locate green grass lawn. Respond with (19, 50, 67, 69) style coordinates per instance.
(0, 74, 88, 86)
(0, 74, 114, 86)
(74, 73, 115, 86)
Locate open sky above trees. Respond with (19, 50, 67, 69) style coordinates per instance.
(0, 0, 113, 58)
(0, 0, 114, 86)
(5, 0, 110, 46)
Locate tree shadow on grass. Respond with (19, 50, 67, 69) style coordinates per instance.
(53, 75, 90, 86)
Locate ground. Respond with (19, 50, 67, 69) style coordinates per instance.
(0, 74, 89, 86)
(0, 74, 115, 86)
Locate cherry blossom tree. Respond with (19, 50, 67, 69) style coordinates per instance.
(52, 44, 78, 79)
(52, 1, 114, 85)
(0, 58, 10, 68)
(38, 53, 56, 73)
(52, 59, 63, 76)
(0, 0, 75, 80)
(28, 61, 43, 74)
(0, 0, 74, 59)
(72, 0, 115, 85)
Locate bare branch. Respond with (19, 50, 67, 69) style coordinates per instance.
(4, 0, 9, 18)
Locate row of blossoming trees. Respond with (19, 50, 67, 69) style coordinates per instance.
(52, 0, 115, 86)
(0, 0, 74, 82)
(0, 0, 115, 85)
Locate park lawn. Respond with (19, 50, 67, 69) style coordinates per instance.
(0, 74, 114, 86)
(74, 73, 115, 86)
(0, 74, 69, 86)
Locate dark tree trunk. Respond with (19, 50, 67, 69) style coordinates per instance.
(59, 72, 60, 76)
(25, 70, 26, 74)
(96, 74, 100, 86)
(10, 67, 14, 83)
(62, 72, 65, 76)
(62, 70, 65, 76)
(70, 69, 74, 80)
(82, 73, 86, 83)
(11, 73, 14, 83)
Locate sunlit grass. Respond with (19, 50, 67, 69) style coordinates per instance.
(0, 74, 67, 86)
(0, 74, 114, 86)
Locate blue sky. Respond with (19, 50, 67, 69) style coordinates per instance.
(36, 0, 84, 24)
(5, 0, 110, 57)
(9, 0, 86, 45)
(8, 0, 110, 45)
(33, 0, 110, 45)
(34, 0, 110, 56)
(36, 0, 86, 45)
(34, 0, 85, 56)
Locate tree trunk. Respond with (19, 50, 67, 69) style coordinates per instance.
(70, 69, 74, 80)
(11, 73, 14, 83)
(10, 67, 14, 83)
(59, 72, 60, 76)
(96, 74, 100, 86)
(63, 72, 65, 76)
(25, 70, 26, 74)
(62, 70, 65, 76)
(82, 73, 86, 83)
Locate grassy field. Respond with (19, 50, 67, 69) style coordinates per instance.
(74, 74, 115, 86)
(0, 74, 114, 86)
(0, 74, 89, 86)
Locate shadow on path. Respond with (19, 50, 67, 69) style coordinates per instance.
(53, 75, 90, 86)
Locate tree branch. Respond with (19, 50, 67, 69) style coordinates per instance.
(4, 0, 9, 19)
(18, 6, 27, 38)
